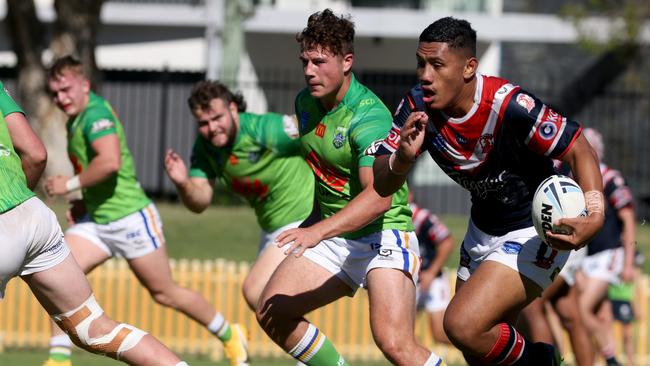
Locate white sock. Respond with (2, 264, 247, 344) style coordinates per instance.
(176, 362, 190, 366)
(207, 313, 226, 334)
(49, 334, 73, 348)
(424, 352, 443, 366)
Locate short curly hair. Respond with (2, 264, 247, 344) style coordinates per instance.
(419, 17, 476, 56)
(48, 55, 86, 79)
(296, 8, 354, 56)
(187, 80, 246, 113)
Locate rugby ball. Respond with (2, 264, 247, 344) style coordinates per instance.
(532, 175, 587, 244)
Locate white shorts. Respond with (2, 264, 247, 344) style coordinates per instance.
(258, 221, 303, 254)
(581, 247, 624, 284)
(66, 203, 164, 260)
(0, 197, 70, 298)
(416, 272, 451, 313)
(457, 219, 570, 289)
(303, 230, 421, 293)
(559, 246, 587, 286)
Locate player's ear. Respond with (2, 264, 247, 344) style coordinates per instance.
(463, 56, 478, 80)
(228, 101, 238, 115)
(342, 53, 354, 74)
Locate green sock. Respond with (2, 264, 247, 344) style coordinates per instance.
(217, 322, 232, 342)
(49, 346, 71, 362)
(289, 324, 348, 366)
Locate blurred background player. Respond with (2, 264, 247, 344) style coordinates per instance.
(577, 127, 637, 366)
(373, 16, 604, 365)
(164, 80, 315, 311)
(0, 80, 188, 366)
(606, 250, 644, 366)
(44, 56, 248, 366)
(256, 9, 444, 366)
(410, 192, 454, 346)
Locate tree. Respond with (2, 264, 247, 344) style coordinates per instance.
(551, 0, 649, 115)
(5, 0, 104, 182)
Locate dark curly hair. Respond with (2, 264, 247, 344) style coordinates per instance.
(187, 80, 246, 113)
(296, 8, 355, 56)
(419, 17, 476, 56)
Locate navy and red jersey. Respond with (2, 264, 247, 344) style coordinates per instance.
(587, 163, 634, 255)
(410, 202, 451, 273)
(378, 74, 582, 235)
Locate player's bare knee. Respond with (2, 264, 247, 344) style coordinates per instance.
(443, 311, 476, 347)
(256, 293, 297, 328)
(373, 333, 411, 363)
(52, 295, 147, 360)
(242, 285, 259, 311)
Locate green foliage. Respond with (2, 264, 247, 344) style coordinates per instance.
(561, 0, 649, 52)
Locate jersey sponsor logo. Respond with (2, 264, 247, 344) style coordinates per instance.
(452, 170, 507, 199)
(315, 123, 326, 138)
(538, 121, 558, 140)
(299, 111, 310, 132)
(126, 230, 142, 240)
(478, 133, 494, 154)
(90, 119, 115, 134)
(231, 176, 269, 200)
(516, 93, 535, 113)
(502, 241, 523, 254)
(228, 154, 239, 166)
(385, 127, 400, 150)
(0, 144, 10, 157)
(455, 133, 468, 145)
(306, 150, 348, 192)
(359, 98, 376, 107)
(364, 139, 384, 156)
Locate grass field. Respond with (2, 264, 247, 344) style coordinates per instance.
(2, 199, 648, 365)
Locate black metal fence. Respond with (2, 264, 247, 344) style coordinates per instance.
(3, 66, 649, 219)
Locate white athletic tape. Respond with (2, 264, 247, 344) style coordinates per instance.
(51, 295, 147, 359)
(65, 175, 81, 192)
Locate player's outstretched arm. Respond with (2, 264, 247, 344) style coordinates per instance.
(373, 111, 427, 197)
(546, 134, 604, 250)
(276, 166, 392, 257)
(6, 112, 47, 189)
(164, 149, 214, 213)
(46, 134, 121, 196)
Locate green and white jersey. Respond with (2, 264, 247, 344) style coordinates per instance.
(0, 82, 34, 213)
(189, 112, 314, 232)
(67, 92, 150, 224)
(295, 74, 413, 239)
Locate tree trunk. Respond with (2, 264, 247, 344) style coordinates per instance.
(5, 0, 72, 183)
(5, 0, 105, 186)
(52, 0, 104, 89)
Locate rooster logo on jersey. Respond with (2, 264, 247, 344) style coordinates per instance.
(478, 133, 494, 154)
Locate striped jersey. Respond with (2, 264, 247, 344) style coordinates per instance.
(378, 74, 582, 235)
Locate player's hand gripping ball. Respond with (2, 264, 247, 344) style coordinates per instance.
(532, 175, 587, 244)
